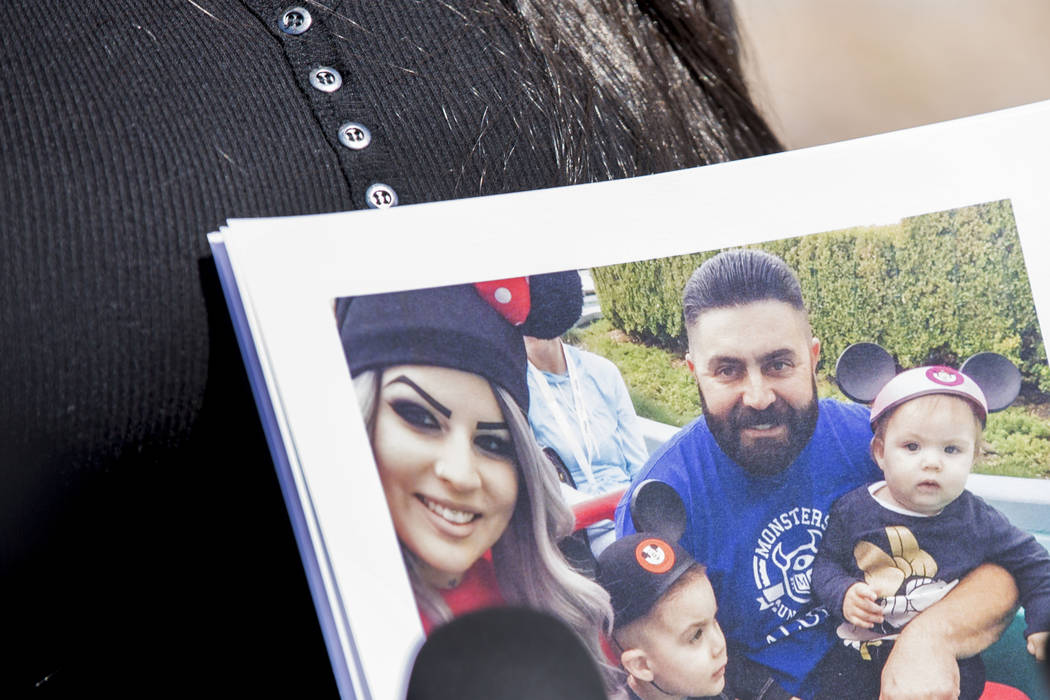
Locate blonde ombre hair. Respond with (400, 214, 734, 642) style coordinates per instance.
(353, 369, 625, 697)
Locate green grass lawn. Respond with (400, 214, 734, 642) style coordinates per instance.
(567, 320, 701, 426)
(569, 319, 1050, 479)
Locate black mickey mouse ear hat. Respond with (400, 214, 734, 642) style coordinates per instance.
(835, 343, 1021, 426)
(834, 343, 897, 405)
(629, 479, 687, 541)
(339, 271, 582, 411)
(596, 481, 695, 630)
(959, 352, 1023, 415)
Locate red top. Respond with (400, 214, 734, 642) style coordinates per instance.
(420, 556, 506, 635)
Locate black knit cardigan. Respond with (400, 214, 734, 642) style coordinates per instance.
(1, 1, 763, 694)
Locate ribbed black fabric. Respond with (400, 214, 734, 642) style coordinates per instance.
(1, 1, 760, 695)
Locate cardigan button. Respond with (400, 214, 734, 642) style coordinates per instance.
(279, 7, 312, 35)
(338, 122, 372, 151)
(365, 183, 398, 209)
(309, 66, 342, 93)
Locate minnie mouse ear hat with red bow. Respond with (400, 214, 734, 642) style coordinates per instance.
(339, 271, 583, 411)
(835, 342, 1021, 426)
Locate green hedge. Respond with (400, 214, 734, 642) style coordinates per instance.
(591, 201, 1050, 392)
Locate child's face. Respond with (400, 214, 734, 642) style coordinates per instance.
(873, 394, 980, 516)
(631, 573, 727, 697)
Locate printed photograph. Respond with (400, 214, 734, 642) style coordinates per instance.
(334, 199, 1050, 700)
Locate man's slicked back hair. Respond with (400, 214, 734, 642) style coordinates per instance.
(683, 249, 806, 327)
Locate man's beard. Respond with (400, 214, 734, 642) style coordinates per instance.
(700, 380, 819, 476)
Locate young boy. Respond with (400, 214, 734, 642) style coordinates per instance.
(596, 532, 730, 700)
(812, 363, 1050, 700)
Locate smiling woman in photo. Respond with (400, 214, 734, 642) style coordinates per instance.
(369, 365, 520, 591)
(338, 272, 623, 696)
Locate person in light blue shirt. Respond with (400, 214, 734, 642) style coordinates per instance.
(525, 334, 649, 553)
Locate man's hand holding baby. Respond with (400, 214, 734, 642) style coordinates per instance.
(1027, 630, 1047, 661)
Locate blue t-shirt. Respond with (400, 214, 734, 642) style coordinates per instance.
(616, 399, 880, 698)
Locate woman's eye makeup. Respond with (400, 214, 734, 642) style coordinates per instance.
(382, 375, 513, 458)
(390, 400, 440, 429)
(474, 434, 515, 459)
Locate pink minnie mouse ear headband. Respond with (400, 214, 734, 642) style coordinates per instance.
(835, 342, 1021, 426)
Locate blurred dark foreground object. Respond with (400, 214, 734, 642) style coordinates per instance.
(1044, 632, 1049, 694)
(407, 607, 608, 700)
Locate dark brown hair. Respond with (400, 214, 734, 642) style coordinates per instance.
(683, 248, 807, 326)
(482, 0, 782, 184)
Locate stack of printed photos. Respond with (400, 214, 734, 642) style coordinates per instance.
(209, 102, 1050, 700)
